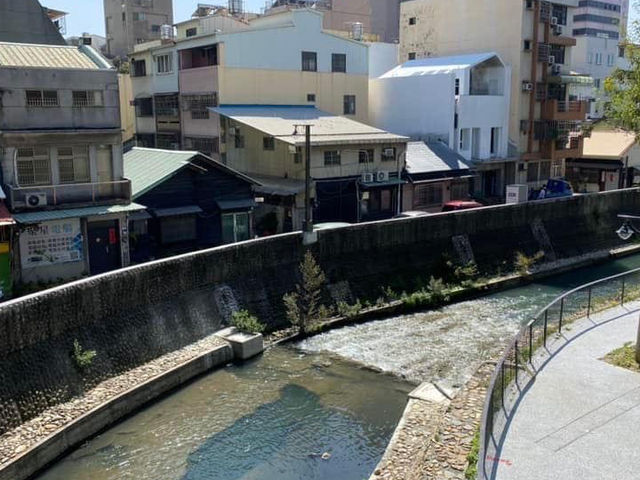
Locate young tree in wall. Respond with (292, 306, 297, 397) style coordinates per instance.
(283, 251, 327, 334)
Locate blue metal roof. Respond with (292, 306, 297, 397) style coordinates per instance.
(13, 203, 145, 224)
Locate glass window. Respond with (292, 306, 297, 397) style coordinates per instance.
(459, 129, 470, 151)
(186, 27, 197, 37)
(408, 52, 416, 60)
(307, 93, 316, 102)
(135, 97, 153, 117)
(58, 146, 90, 183)
(263, 136, 275, 151)
(25, 90, 58, 107)
(161, 215, 197, 244)
(234, 133, 245, 149)
(302, 51, 317, 72)
(324, 150, 341, 166)
(359, 149, 374, 163)
(331, 53, 346, 73)
(222, 212, 250, 244)
(156, 54, 173, 74)
(132, 59, 146, 77)
(72, 90, 103, 107)
(16, 147, 51, 186)
(343, 95, 356, 115)
(409, 17, 417, 25)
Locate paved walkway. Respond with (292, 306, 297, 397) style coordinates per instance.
(495, 302, 640, 480)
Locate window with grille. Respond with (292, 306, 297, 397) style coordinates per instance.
(132, 59, 147, 77)
(72, 90, 104, 107)
(154, 95, 179, 116)
(302, 51, 317, 72)
(183, 93, 218, 119)
(186, 27, 197, 37)
(161, 215, 197, 244)
(343, 95, 356, 115)
(135, 97, 153, 117)
(263, 136, 275, 151)
(26, 90, 59, 107)
(155, 54, 173, 74)
(16, 147, 51, 186)
(414, 184, 443, 207)
(234, 133, 245, 149)
(58, 146, 90, 183)
(332, 53, 346, 73)
(382, 147, 396, 162)
(156, 134, 180, 149)
(359, 149, 374, 164)
(324, 150, 341, 166)
(185, 137, 218, 155)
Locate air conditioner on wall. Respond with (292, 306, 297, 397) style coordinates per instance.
(552, 64, 562, 75)
(361, 172, 374, 183)
(548, 55, 556, 65)
(555, 25, 564, 36)
(550, 16, 558, 26)
(522, 82, 533, 92)
(383, 148, 395, 157)
(25, 193, 47, 208)
(376, 171, 390, 182)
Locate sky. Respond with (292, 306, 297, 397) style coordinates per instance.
(45, 0, 640, 39)
(45, 0, 267, 37)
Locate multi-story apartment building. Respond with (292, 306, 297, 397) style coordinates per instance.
(572, 0, 629, 118)
(103, 0, 173, 59)
(130, 8, 370, 159)
(0, 42, 141, 283)
(265, 0, 401, 43)
(0, 0, 66, 45)
(400, 0, 591, 199)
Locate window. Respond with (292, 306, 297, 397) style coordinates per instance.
(587, 52, 593, 64)
(607, 54, 615, 66)
(455, 78, 460, 95)
(307, 93, 316, 102)
(183, 93, 218, 119)
(16, 147, 51, 186)
(302, 51, 317, 72)
(409, 17, 417, 25)
(155, 54, 172, 74)
(263, 136, 275, 151)
(523, 40, 531, 51)
(324, 150, 341, 166)
(527, 162, 540, 182)
(222, 212, 250, 244)
(186, 27, 197, 37)
(161, 215, 197, 244)
(414, 184, 443, 207)
(154, 94, 179, 116)
(185, 136, 219, 155)
(332, 53, 346, 73)
(343, 95, 356, 115)
(459, 129, 470, 151)
(133, 12, 145, 21)
(122, 12, 126, 22)
(132, 59, 146, 77)
(408, 52, 416, 60)
(294, 147, 303, 164)
(58, 146, 90, 183)
(490, 127, 500, 155)
(594, 78, 601, 89)
(595, 52, 603, 65)
(359, 149, 374, 164)
(25, 90, 58, 107)
(539, 161, 551, 180)
(151, 24, 161, 33)
(72, 90, 104, 107)
(234, 132, 245, 149)
(381, 147, 396, 162)
(135, 97, 153, 117)
(551, 4, 568, 25)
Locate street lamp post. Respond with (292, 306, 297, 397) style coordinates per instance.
(293, 124, 316, 244)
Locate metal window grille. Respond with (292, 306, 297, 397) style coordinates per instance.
(154, 95, 179, 116)
(58, 146, 90, 183)
(324, 150, 341, 166)
(16, 147, 51, 186)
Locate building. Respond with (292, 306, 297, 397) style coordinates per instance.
(370, 53, 511, 198)
(212, 105, 408, 230)
(403, 141, 474, 213)
(103, 0, 174, 59)
(571, 0, 629, 118)
(264, 0, 401, 43)
(0, 194, 15, 299)
(0, 0, 66, 45)
(130, 8, 370, 158)
(400, 0, 591, 200)
(67, 33, 107, 54)
(118, 74, 137, 149)
(0, 42, 141, 283)
(124, 148, 257, 262)
(566, 129, 640, 192)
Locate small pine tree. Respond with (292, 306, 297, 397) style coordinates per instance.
(283, 251, 327, 334)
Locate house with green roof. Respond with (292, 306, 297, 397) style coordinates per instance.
(123, 148, 257, 262)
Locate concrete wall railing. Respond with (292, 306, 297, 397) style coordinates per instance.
(0, 188, 638, 436)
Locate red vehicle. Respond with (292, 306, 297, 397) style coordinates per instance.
(442, 200, 484, 212)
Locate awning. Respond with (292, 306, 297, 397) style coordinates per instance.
(152, 205, 203, 218)
(409, 174, 475, 185)
(129, 210, 152, 221)
(13, 203, 146, 224)
(360, 178, 406, 188)
(0, 203, 14, 226)
(216, 198, 256, 211)
(547, 75, 594, 85)
(567, 160, 623, 170)
(250, 174, 306, 196)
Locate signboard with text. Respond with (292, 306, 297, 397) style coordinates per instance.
(20, 219, 83, 269)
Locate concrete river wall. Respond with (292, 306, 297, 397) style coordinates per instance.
(0, 189, 638, 436)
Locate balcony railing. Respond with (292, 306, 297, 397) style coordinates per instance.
(7, 179, 132, 211)
(542, 99, 588, 121)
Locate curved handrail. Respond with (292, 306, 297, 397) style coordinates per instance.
(477, 266, 640, 479)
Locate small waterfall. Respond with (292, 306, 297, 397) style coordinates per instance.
(452, 235, 475, 265)
(531, 218, 557, 261)
(213, 285, 240, 323)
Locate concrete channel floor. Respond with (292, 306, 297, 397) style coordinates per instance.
(495, 302, 640, 480)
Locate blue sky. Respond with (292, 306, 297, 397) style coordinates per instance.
(46, 0, 639, 39)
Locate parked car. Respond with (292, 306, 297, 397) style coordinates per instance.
(442, 200, 484, 212)
(393, 211, 432, 219)
(529, 178, 574, 201)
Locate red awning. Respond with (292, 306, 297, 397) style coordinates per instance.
(0, 203, 15, 226)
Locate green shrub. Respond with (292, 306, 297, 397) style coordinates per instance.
(465, 429, 480, 479)
(514, 251, 545, 275)
(230, 309, 266, 334)
(427, 276, 448, 302)
(337, 300, 363, 318)
(72, 339, 96, 370)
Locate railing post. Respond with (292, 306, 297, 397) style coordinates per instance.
(529, 323, 533, 363)
(621, 278, 626, 306)
(501, 364, 505, 408)
(543, 310, 548, 347)
(587, 287, 592, 318)
(559, 298, 564, 333)
(515, 340, 519, 385)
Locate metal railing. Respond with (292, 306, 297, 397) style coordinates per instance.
(557, 100, 584, 113)
(7, 180, 132, 210)
(478, 267, 640, 479)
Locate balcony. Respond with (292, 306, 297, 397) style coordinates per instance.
(7, 180, 132, 211)
(549, 32, 576, 47)
(541, 135, 584, 161)
(542, 100, 588, 122)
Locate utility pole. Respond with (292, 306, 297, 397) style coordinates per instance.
(293, 123, 317, 244)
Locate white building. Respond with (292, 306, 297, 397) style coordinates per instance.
(369, 52, 511, 198)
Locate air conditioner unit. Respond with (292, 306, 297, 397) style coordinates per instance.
(25, 193, 47, 208)
(554, 25, 564, 36)
(376, 171, 390, 182)
(383, 148, 395, 157)
(550, 16, 558, 26)
(552, 64, 562, 75)
(548, 55, 556, 65)
(361, 172, 374, 183)
(522, 82, 533, 92)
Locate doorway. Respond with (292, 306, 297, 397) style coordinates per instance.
(87, 220, 121, 275)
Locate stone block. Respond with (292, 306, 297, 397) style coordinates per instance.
(216, 330, 264, 360)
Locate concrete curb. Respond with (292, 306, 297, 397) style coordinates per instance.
(0, 344, 234, 480)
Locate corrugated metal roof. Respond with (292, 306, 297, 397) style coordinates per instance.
(124, 148, 198, 199)
(153, 205, 203, 217)
(251, 173, 306, 196)
(405, 141, 472, 175)
(211, 106, 408, 146)
(0, 42, 102, 69)
(216, 198, 256, 210)
(380, 52, 500, 78)
(13, 203, 145, 224)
